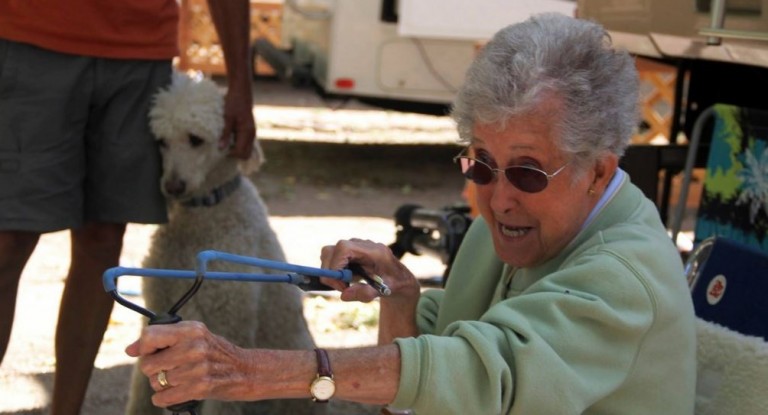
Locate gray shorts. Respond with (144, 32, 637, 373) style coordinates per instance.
(0, 39, 171, 232)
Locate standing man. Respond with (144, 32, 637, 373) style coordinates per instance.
(0, 1, 256, 414)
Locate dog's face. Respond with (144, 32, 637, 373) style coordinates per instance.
(155, 130, 226, 198)
(149, 73, 230, 199)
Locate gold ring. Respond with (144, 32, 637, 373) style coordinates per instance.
(157, 370, 170, 389)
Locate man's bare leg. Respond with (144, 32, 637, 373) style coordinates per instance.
(51, 222, 126, 415)
(0, 231, 40, 365)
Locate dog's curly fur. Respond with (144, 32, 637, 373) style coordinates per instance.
(124, 72, 320, 415)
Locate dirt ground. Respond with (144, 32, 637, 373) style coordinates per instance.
(0, 79, 466, 414)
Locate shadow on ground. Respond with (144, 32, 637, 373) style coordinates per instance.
(0, 364, 132, 415)
(253, 140, 467, 218)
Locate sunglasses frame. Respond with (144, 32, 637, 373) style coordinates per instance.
(453, 151, 569, 193)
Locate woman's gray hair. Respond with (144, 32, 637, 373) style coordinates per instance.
(451, 13, 639, 163)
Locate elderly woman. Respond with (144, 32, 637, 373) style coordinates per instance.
(126, 13, 696, 414)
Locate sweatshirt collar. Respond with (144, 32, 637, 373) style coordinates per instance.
(580, 168, 627, 232)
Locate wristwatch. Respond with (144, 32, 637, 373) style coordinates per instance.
(310, 348, 336, 402)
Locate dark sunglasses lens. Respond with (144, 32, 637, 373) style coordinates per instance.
(506, 167, 547, 193)
(460, 158, 493, 185)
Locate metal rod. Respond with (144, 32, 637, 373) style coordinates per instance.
(102, 253, 358, 325)
(195, 250, 352, 281)
(700, 27, 768, 42)
(103, 266, 311, 292)
(707, 0, 727, 45)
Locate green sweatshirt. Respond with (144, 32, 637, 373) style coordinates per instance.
(392, 177, 696, 414)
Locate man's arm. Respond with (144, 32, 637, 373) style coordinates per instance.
(206, 0, 257, 160)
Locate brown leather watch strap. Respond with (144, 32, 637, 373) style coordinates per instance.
(311, 348, 335, 403)
(315, 348, 332, 377)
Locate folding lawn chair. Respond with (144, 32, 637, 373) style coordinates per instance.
(669, 104, 768, 253)
(685, 236, 768, 414)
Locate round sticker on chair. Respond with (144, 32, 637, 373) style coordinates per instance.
(706, 274, 727, 305)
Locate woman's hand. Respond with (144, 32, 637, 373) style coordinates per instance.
(125, 321, 253, 407)
(320, 238, 422, 343)
(319, 238, 420, 302)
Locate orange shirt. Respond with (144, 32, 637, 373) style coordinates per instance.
(0, 0, 179, 59)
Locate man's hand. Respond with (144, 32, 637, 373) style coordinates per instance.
(220, 88, 256, 160)
(206, 0, 256, 161)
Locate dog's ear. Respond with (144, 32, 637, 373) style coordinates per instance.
(239, 139, 265, 175)
(150, 71, 224, 142)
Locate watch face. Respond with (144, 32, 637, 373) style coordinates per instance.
(311, 376, 336, 401)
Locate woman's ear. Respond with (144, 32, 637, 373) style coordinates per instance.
(592, 152, 619, 191)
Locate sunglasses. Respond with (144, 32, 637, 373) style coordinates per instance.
(453, 151, 568, 193)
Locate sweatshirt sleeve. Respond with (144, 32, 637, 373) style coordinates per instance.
(391, 252, 656, 414)
(415, 289, 444, 335)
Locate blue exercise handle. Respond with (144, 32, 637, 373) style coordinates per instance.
(102, 250, 354, 415)
(102, 250, 353, 318)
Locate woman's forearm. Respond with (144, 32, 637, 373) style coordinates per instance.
(130, 323, 404, 408)
(378, 298, 420, 344)
(377, 259, 422, 344)
(236, 345, 402, 405)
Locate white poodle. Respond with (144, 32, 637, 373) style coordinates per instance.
(125, 72, 321, 415)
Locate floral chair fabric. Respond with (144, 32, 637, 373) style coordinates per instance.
(694, 104, 768, 252)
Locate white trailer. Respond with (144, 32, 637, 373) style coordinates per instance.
(255, 0, 575, 112)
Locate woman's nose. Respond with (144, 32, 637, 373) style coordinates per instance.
(488, 176, 521, 214)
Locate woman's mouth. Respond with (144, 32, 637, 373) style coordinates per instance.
(499, 224, 531, 238)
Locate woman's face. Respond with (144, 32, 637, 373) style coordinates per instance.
(471, 111, 608, 268)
